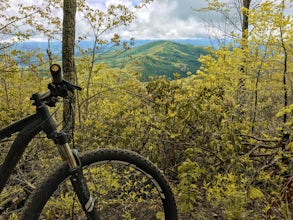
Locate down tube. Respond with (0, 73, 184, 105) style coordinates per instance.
(0, 115, 44, 194)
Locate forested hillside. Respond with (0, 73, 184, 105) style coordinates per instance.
(0, 0, 292, 219)
(99, 40, 208, 80)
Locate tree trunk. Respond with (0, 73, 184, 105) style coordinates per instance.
(238, 0, 251, 121)
(62, 0, 76, 142)
(242, 0, 251, 43)
(280, 0, 288, 125)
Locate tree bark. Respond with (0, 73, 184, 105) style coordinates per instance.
(62, 0, 76, 142)
(238, 0, 251, 121)
(242, 0, 251, 43)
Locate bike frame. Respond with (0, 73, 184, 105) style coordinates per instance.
(0, 93, 99, 219)
(0, 93, 57, 193)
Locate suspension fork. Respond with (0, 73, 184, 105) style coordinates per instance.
(52, 131, 100, 219)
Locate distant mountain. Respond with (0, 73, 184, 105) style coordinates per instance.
(12, 38, 216, 54)
(12, 39, 210, 80)
(99, 40, 208, 80)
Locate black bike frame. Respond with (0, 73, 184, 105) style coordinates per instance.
(0, 93, 58, 193)
(0, 92, 100, 219)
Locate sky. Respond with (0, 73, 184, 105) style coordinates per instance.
(2, 0, 293, 41)
(6, 0, 210, 41)
(83, 0, 293, 40)
(84, 0, 210, 40)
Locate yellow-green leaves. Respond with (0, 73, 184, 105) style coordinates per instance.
(249, 186, 264, 200)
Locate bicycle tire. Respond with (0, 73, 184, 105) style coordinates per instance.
(21, 148, 178, 219)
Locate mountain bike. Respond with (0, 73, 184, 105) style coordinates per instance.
(0, 64, 178, 219)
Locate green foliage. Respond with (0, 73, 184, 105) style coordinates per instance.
(205, 173, 247, 219)
(99, 40, 208, 81)
(1, 0, 293, 219)
(0, 65, 49, 127)
(177, 159, 203, 219)
(1, 59, 292, 219)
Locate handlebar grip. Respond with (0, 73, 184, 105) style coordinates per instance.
(50, 64, 62, 84)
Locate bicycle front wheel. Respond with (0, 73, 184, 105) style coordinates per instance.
(21, 148, 178, 219)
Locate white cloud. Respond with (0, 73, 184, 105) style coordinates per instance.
(0, 0, 210, 41)
(2, 0, 292, 41)
(62, 0, 210, 40)
(109, 0, 209, 39)
(105, 0, 134, 8)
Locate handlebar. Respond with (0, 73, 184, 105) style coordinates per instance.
(50, 64, 62, 84)
(49, 64, 81, 92)
(31, 64, 82, 107)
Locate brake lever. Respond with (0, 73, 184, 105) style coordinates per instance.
(47, 80, 82, 99)
(63, 79, 82, 92)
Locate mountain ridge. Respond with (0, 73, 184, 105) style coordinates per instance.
(12, 39, 210, 80)
(100, 40, 208, 80)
